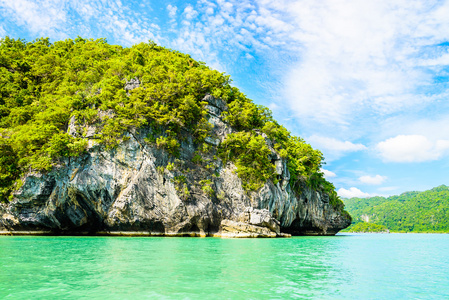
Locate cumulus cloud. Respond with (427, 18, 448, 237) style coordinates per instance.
(167, 4, 177, 18)
(321, 168, 336, 178)
(338, 187, 370, 198)
(359, 175, 387, 185)
(379, 115, 449, 146)
(376, 135, 449, 162)
(183, 5, 198, 20)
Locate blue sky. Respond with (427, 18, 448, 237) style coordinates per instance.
(1, 0, 449, 197)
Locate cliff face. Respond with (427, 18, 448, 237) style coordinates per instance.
(0, 95, 350, 237)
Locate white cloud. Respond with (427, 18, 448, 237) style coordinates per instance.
(0, 0, 162, 46)
(379, 114, 449, 143)
(167, 4, 177, 18)
(418, 52, 449, 67)
(0, 0, 68, 38)
(184, 5, 198, 20)
(267, 102, 279, 111)
(376, 135, 449, 162)
(308, 136, 366, 152)
(338, 187, 370, 198)
(270, 0, 449, 130)
(321, 168, 336, 178)
(161, 0, 297, 69)
(245, 52, 254, 59)
(359, 175, 387, 185)
(308, 135, 366, 160)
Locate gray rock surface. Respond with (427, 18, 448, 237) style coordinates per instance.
(124, 78, 140, 91)
(0, 94, 351, 237)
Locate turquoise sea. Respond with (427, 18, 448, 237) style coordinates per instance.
(0, 233, 448, 299)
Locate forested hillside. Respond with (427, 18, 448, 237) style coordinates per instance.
(0, 37, 345, 216)
(343, 185, 449, 233)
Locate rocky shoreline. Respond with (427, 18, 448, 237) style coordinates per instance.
(0, 230, 292, 238)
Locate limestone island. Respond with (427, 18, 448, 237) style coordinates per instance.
(0, 37, 351, 237)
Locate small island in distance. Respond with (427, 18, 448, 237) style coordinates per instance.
(342, 185, 449, 233)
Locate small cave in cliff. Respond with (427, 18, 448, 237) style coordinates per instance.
(61, 191, 104, 234)
(283, 218, 314, 236)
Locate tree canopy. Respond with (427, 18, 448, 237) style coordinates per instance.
(343, 185, 449, 233)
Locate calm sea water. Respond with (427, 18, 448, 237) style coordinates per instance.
(0, 233, 448, 299)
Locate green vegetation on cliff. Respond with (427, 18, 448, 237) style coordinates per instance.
(342, 185, 449, 233)
(0, 37, 345, 213)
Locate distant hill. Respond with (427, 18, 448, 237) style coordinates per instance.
(342, 185, 449, 233)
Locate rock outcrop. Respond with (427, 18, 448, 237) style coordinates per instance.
(0, 95, 351, 237)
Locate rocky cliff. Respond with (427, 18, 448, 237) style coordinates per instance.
(0, 94, 350, 237)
